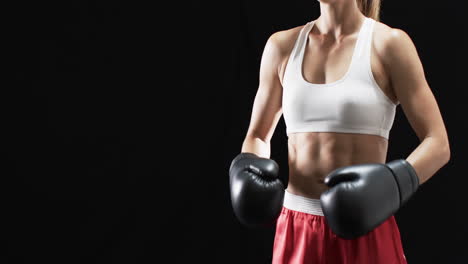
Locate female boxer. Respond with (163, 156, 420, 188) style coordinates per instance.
(229, 0, 450, 263)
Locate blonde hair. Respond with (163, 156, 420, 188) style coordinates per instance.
(356, 0, 382, 21)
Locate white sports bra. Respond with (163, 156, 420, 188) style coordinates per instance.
(282, 17, 399, 140)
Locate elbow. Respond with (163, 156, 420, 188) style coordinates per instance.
(430, 135, 451, 165)
(442, 142, 451, 165)
(445, 148, 451, 164)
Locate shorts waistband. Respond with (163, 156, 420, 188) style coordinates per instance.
(283, 190, 324, 216)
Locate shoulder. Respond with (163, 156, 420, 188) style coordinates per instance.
(372, 20, 418, 66)
(265, 23, 307, 56)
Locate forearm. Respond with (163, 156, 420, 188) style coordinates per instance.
(241, 135, 271, 159)
(405, 136, 450, 184)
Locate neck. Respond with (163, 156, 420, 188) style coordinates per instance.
(315, 1, 365, 40)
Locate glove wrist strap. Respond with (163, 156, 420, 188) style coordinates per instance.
(386, 159, 420, 206)
(229, 152, 259, 174)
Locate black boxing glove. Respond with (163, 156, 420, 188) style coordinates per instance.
(320, 159, 419, 239)
(229, 152, 285, 228)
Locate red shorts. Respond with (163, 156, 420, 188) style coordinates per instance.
(272, 191, 407, 264)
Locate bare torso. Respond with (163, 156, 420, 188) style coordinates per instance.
(278, 18, 398, 199)
(286, 132, 388, 199)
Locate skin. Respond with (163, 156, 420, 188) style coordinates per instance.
(241, 0, 451, 199)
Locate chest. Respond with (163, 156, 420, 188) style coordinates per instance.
(283, 32, 398, 105)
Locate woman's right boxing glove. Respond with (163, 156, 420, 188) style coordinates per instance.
(229, 152, 285, 228)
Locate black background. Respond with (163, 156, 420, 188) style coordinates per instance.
(6, 0, 466, 263)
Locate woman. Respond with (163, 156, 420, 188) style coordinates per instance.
(229, 0, 450, 263)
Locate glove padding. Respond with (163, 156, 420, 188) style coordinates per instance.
(320, 159, 419, 239)
(229, 152, 285, 228)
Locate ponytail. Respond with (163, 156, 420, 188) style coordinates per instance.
(356, 0, 382, 21)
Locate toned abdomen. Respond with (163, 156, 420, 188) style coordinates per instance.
(286, 132, 389, 199)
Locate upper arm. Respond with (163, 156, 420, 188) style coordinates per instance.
(244, 32, 286, 142)
(384, 28, 450, 150)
